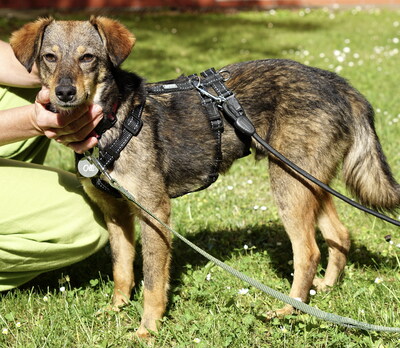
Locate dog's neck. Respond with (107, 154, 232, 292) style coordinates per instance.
(95, 67, 144, 117)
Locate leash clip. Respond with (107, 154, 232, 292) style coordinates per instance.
(83, 150, 115, 183)
(190, 76, 226, 104)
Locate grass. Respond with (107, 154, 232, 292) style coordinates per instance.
(1, 7, 400, 347)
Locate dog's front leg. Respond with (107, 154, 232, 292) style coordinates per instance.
(82, 181, 136, 309)
(136, 196, 172, 338)
(107, 211, 136, 309)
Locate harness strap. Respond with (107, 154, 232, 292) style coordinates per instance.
(94, 102, 118, 138)
(86, 98, 145, 197)
(193, 68, 225, 191)
(146, 80, 193, 94)
(91, 176, 122, 198)
(201, 68, 232, 99)
(98, 100, 145, 169)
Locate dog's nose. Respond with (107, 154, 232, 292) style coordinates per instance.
(55, 80, 77, 103)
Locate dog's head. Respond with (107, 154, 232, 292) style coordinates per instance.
(10, 16, 135, 110)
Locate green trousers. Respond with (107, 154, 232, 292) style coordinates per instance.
(0, 86, 108, 291)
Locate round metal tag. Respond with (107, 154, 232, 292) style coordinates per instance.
(77, 158, 99, 178)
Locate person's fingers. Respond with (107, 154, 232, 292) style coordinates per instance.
(42, 104, 103, 139)
(35, 86, 51, 104)
(67, 136, 99, 154)
(54, 112, 103, 143)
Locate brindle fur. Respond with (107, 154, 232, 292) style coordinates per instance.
(11, 17, 400, 338)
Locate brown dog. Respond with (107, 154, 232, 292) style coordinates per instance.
(10, 17, 400, 337)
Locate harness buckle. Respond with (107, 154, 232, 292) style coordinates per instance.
(124, 107, 144, 136)
(124, 116, 143, 136)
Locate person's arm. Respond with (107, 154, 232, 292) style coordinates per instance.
(0, 87, 103, 153)
(0, 40, 40, 88)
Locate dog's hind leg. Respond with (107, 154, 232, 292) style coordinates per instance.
(313, 194, 350, 291)
(269, 163, 321, 317)
(135, 194, 172, 338)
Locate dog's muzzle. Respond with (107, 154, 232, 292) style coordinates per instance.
(55, 78, 77, 103)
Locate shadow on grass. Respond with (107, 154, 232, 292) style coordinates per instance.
(13, 220, 398, 298)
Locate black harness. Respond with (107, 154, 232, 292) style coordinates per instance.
(83, 67, 248, 197)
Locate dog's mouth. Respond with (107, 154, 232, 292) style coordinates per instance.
(56, 101, 81, 109)
(50, 91, 90, 112)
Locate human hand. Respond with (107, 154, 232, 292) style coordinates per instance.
(32, 86, 103, 153)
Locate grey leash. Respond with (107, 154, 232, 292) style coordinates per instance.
(84, 152, 400, 333)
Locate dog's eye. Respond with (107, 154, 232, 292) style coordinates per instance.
(44, 53, 57, 63)
(80, 54, 95, 63)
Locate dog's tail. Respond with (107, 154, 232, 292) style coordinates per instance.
(343, 102, 400, 212)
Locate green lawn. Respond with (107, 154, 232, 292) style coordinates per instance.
(1, 8, 400, 347)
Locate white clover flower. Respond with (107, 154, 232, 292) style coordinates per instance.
(335, 66, 343, 73)
(193, 338, 201, 344)
(247, 179, 253, 184)
(43, 295, 49, 302)
(343, 47, 351, 53)
(243, 244, 249, 250)
(227, 185, 233, 190)
(238, 288, 249, 295)
(334, 50, 341, 56)
(253, 205, 259, 210)
(206, 273, 212, 281)
(309, 289, 317, 296)
(59, 286, 66, 292)
(260, 206, 267, 211)
(393, 38, 399, 44)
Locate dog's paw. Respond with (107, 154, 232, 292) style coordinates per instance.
(105, 303, 123, 312)
(264, 304, 296, 320)
(133, 323, 159, 343)
(135, 326, 152, 339)
(312, 278, 333, 292)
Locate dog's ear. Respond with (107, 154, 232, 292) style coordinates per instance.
(90, 16, 136, 67)
(10, 17, 54, 73)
